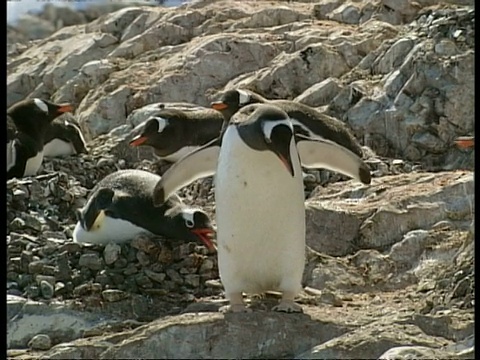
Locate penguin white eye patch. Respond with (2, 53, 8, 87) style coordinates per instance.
(262, 119, 294, 142)
(34, 98, 49, 113)
(181, 208, 197, 228)
(154, 117, 169, 133)
(237, 90, 251, 105)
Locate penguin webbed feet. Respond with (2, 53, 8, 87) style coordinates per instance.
(221, 292, 252, 313)
(272, 291, 303, 313)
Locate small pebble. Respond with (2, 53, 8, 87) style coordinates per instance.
(79, 253, 103, 271)
(40, 280, 55, 299)
(104, 243, 122, 265)
(102, 289, 128, 302)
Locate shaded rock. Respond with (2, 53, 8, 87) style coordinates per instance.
(28, 334, 52, 351)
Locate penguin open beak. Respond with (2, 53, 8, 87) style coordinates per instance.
(57, 104, 74, 114)
(211, 101, 228, 111)
(191, 228, 217, 253)
(129, 135, 148, 147)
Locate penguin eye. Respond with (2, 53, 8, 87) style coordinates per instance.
(185, 219, 195, 228)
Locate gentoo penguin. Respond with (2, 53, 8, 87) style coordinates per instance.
(211, 88, 364, 158)
(43, 119, 88, 157)
(455, 136, 474, 149)
(152, 104, 371, 313)
(7, 98, 74, 179)
(129, 108, 224, 163)
(73, 169, 216, 251)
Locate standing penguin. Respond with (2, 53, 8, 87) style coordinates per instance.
(43, 119, 88, 157)
(73, 169, 216, 251)
(211, 88, 364, 158)
(7, 98, 74, 179)
(152, 104, 371, 313)
(129, 108, 223, 163)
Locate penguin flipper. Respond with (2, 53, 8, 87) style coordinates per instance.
(296, 134, 371, 185)
(153, 137, 221, 206)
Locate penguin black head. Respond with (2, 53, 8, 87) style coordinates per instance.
(61, 120, 88, 154)
(129, 115, 172, 150)
(8, 98, 74, 136)
(236, 104, 297, 177)
(165, 206, 216, 253)
(77, 188, 115, 232)
(211, 89, 264, 121)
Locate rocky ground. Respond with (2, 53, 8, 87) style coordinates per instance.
(7, 0, 474, 359)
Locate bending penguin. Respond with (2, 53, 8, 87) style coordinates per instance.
(43, 119, 88, 157)
(129, 108, 223, 163)
(7, 98, 74, 179)
(152, 104, 371, 313)
(73, 169, 216, 252)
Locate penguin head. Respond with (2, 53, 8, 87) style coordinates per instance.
(8, 98, 74, 134)
(129, 116, 169, 147)
(62, 120, 88, 154)
(165, 206, 216, 252)
(77, 188, 115, 231)
(129, 113, 186, 158)
(211, 89, 260, 120)
(236, 104, 296, 177)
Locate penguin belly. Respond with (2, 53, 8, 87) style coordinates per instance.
(7, 141, 16, 172)
(73, 214, 152, 245)
(215, 126, 306, 295)
(43, 139, 76, 157)
(23, 150, 44, 177)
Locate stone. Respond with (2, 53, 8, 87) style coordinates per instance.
(78, 253, 104, 271)
(328, 4, 361, 25)
(102, 289, 129, 302)
(104, 243, 122, 265)
(40, 280, 55, 299)
(28, 334, 52, 351)
(295, 78, 343, 107)
(387, 230, 429, 266)
(375, 38, 415, 74)
(144, 269, 166, 284)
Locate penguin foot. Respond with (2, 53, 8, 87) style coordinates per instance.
(219, 304, 252, 313)
(272, 300, 303, 313)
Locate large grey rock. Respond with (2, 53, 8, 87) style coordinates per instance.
(306, 171, 473, 254)
(295, 78, 343, 107)
(7, 296, 118, 348)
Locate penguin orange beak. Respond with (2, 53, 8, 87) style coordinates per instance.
(277, 154, 295, 177)
(191, 228, 217, 253)
(57, 104, 74, 114)
(129, 135, 148, 147)
(455, 137, 475, 149)
(211, 101, 228, 111)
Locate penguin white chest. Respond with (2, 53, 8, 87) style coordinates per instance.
(23, 150, 44, 176)
(215, 126, 306, 295)
(73, 212, 152, 245)
(7, 140, 16, 172)
(43, 139, 76, 157)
